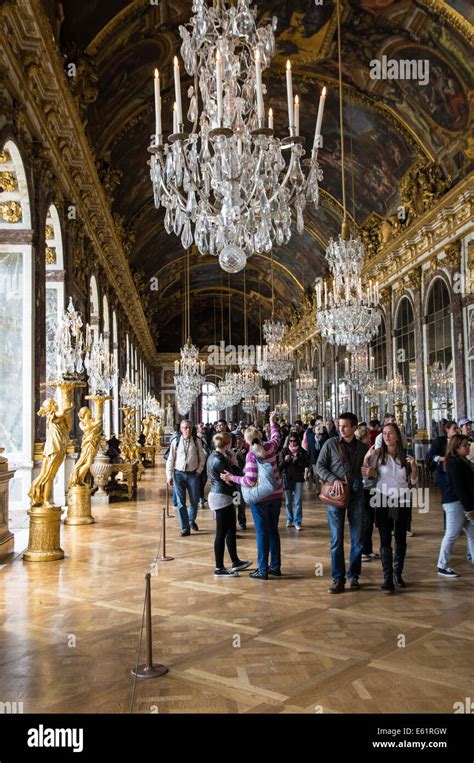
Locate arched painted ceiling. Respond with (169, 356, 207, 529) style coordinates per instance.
(52, 0, 473, 351)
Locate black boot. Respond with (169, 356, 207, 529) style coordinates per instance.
(380, 546, 394, 592)
(394, 542, 407, 588)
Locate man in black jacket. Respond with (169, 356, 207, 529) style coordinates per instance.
(316, 412, 369, 594)
(426, 421, 458, 491)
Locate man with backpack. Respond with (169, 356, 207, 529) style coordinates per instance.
(165, 419, 206, 536)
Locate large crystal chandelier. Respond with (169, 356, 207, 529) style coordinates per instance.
(315, 0, 380, 353)
(84, 332, 117, 397)
(344, 346, 375, 394)
(254, 388, 269, 412)
(257, 327, 293, 383)
(148, 0, 326, 270)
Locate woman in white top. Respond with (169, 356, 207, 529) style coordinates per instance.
(362, 423, 418, 593)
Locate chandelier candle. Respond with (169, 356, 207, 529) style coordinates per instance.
(286, 60, 294, 133)
(154, 69, 162, 143)
(216, 49, 223, 124)
(313, 86, 326, 150)
(255, 49, 264, 123)
(294, 95, 300, 136)
(173, 56, 183, 127)
(268, 107, 273, 130)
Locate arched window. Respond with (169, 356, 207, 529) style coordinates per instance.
(395, 298, 415, 386)
(323, 344, 334, 419)
(202, 382, 219, 424)
(45, 204, 65, 398)
(426, 279, 454, 428)
(0, 141, 33, 508)
(370, 316, 387, 381)
(89, 275, 100, 340)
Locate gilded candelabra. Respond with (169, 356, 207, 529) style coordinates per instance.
(65, 395, 112, 525)
(120, 406, 144, 478)
(24, 379, 85, 562)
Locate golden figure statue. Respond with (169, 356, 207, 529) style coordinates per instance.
(154, 417, 162, 450)
(69, 405, 104, 488)
(28, 398, 73, 508)
(142, 414, 154, 447)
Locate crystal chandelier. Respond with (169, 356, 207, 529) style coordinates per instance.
(242, 397, 254, 414)
(344, 346, 375, 394)
(296, 370, 318, 412)
(120, 377, 141, 408)
(254, 388, 269, 412)
(148, 0, 326, 270)
(257, 338, 293, 383)
(84, 333, 117, 397)
(145, 394, 162, 418)
(174, 338, 206, 397)
(275, 401, 289, 418)
(52, 297, 85, 380)
(315, 0, 380, 352)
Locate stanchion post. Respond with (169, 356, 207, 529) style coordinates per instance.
(159, 507, 174, 561)
(131, 573, 168, 680)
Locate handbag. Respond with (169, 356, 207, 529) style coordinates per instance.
(319, 440, 350, 509)
(241, 457, 278, 504)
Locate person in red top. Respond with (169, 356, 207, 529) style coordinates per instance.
(369, 419, 381, 447)
(221, 411, 283, 580)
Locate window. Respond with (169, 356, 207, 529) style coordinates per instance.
(395, 298, 415, 386)
(426, 279, 453, 430)
(201, 382, 219, 424)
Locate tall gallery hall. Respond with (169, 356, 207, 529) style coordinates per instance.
(0, 0, 473, 742)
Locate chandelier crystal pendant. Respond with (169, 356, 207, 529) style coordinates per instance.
(120, 377, 141, 408)
(254, 388, 269, 412)
(148, 0, 326, 270)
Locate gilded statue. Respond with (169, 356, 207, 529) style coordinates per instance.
(69, 406, 103, 488)
(142, 414, 154, 447)
(29, 398, 73, 507)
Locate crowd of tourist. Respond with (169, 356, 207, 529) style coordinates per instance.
(162, 412, 474, 592)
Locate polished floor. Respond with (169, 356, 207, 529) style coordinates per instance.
(1, 465, 473, 714)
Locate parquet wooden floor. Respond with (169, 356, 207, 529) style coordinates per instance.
(1, 466, 472, 714)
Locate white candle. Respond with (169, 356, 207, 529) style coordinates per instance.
(173, 102, 178, 133)
(345, 358, 349, 374)
(294, 94, 299, 136)
(324, 281, 327, 306)
(255, 49, 264, 121)
(286, 60, 294, 132)
(173, 56, 183, 126)
(313, 86, 326, 149)
(216, 49, 223, 124)
(174, 360, 179, 374)
(370, 355, 375, 372)
(154, 69, 162, 140)
(268, 107, 273, 130)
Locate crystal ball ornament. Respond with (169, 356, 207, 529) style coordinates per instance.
(219, 244, 247, 273)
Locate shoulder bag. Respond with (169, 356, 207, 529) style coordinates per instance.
(241, 457, 278, 505)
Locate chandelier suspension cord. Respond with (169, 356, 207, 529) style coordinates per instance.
(220, 273, 224, 342)
(271, 252, 275, 321)
(349, 89, 356, 223)
(336, 0, 347, 235)
(228, 274, 231, 347)
(243, 269, 248, 348)
(258, 279, 263, 347)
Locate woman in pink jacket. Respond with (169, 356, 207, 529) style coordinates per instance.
(221, 411, 283, 580)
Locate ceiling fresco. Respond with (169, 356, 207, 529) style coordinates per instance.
(50, 0, 472, 351)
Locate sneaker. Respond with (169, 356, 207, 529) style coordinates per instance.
(328, 580, 345, 594)
(437, 567, 459, 578)
(249, 570, 268, 580)
(180, 529, 191, 536)
(295, 525, 302, 531)
(286, 521, 293, 527)
(361, 554, 371, 562)
(268, 568, 282, 577)
(231, 560, 251, 572)
(198, 499, 203, 508)
(214, 568, 238, 577)
(369, 552, 380, 559)
(190, 521, 199, 531)
(349, 579, 360, 591)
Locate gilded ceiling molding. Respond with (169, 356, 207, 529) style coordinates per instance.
(420, 0, 474, 41)
(86, 0, 151, 56)
(0, 0, 159, 365)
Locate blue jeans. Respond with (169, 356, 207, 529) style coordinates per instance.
(327, 483, 364, 583)
(250, 497, 282, 574)
(438, 500, 474, 569)
(174, 470, 200, 530)
(285, 482, 303, 526)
